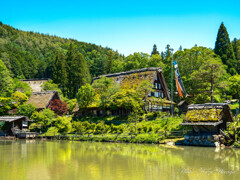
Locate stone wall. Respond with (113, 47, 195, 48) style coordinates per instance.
(181, 134, 226, 147)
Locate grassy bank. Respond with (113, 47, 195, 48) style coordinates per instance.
(40, 132, 186, 144)
(35, 112, 189, 144)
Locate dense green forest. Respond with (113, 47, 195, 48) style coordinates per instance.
(0, 21, 123, 79)
(1, 21, 240, 103)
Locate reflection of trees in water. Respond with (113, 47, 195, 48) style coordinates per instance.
(1, 140, 240, 180)
(175, 146, 240, 180)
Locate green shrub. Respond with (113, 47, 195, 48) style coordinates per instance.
(72, 121, 86, 133)
(17, 103, 36, 117)
(54, 116, 72, 133)
(45, 127, 59, 136)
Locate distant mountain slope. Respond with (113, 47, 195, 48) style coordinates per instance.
(0, 22, 122, 79)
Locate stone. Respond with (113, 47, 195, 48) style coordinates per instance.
(167, 142, 174, 146)
(184, 135, 190, 140)
(207, 135, 214, 142)
(195, 136, 200, 140)
(214, 142, 220, 147)
(213, 135, 219, 142)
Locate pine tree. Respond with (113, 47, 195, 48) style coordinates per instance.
(214, 22, 236, 75)
(162, 44, 172, 64)
(179, 45, 183, 51)
(151, 44, 159, 56)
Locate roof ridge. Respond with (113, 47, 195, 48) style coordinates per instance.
(21, 78, 50, 81)
(93, 67, 162, 80)
(32, 91, 58, 94)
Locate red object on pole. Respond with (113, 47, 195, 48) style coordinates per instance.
(175, 74, 183, 98)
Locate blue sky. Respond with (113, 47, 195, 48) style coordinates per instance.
(1, 0, 240, 55)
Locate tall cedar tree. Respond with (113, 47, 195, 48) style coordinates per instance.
(151, 44, 159, 56)
(66, 43, 76, 98)
(53, 51, 67, 96)
(106, 51, 113, 73)
(162, 44, 172, 85)
(232, 38, 240, 73)
(75, 51, 91, 90)
(66, 44, 91, 99)
(214, 22, 236, 75)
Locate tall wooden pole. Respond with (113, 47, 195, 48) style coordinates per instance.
(171, 49, 174, 116)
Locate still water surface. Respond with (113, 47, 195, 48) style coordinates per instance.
(0, 140, 240, 180)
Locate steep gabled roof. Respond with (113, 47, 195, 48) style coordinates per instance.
(21, 78, 50, 92)
(93, 67, 170, 100)
(26, 91, 60, 109)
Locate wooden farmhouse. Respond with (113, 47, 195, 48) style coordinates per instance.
(0, 116, 32, 135)
(21, 78, 50, 92)
(85, 67, 172, 116)
(26, 91, 60, 111)
(181, 103, 234, 134)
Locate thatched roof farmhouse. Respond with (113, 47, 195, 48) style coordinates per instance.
(21, 78, 50, 92)
(26, 91, 60, 110)
(93, 67, 170, 100)
(181, 103, 234, 134)
(91, 67, 171, 114)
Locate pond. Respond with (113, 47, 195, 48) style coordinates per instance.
(0, 140, 239, 180)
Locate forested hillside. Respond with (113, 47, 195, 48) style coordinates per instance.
(0, 22, 122, 79)
(1, 21, 240, 103)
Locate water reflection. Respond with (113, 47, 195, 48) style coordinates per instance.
(0, 140, 240, 180)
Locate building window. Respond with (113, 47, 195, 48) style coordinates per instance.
(22, 121, 28, 127)
(159, 83, 161, 89)
(155, 83, 158, 89)
(154, 92, 159, 97)
(155, 75, 157, 80)
(148, 92, 151, 97)
(161, 92, 164, 98)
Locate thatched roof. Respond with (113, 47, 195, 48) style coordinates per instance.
(21, 78, 50, 81)
(26, 91, 60, 109)
(183, 103, 234, 124)
(93, 67, 170, 100)
(0, 116, 31, 122)
(21, 78, 50, 92)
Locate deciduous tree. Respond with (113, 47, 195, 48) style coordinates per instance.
(76, 84, 96, 111)
(0, 59, 13, 96)
(190, 57, 226, 103)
